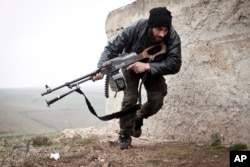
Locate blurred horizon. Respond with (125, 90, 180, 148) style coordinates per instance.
(0, 86, 107, 137)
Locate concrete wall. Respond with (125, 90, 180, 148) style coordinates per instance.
(104, 0, 250, 147)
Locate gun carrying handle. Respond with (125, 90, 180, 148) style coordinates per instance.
(140, 43, 167, 61)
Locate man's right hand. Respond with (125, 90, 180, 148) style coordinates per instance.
(92, 72, 104, 81)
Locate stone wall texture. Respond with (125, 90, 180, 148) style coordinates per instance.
(104, 0, 250, 147)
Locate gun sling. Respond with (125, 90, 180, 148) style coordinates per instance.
(75, 88, 140, 121)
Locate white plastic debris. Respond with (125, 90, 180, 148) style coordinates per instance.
(50, 153, 60, 160)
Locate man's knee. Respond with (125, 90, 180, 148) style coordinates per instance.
(147, 96, 164, 113)
(138, 91, 165, 118)
(148, 91, 165, 103)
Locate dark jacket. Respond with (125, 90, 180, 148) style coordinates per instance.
(98, 19, 182, 76)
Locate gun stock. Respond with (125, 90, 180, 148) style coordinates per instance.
(139, 43, 167, 60)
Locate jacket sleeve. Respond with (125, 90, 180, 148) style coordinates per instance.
(149, 27, 182, 76)
(97, 21, 141, 68)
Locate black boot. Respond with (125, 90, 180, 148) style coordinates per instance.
(133, 118, 143, 138)
(118, 134, 132, 150)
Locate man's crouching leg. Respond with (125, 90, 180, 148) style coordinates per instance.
(118, 94, 138, 150)
(135, 76, 168, 137)
(118, 110, 136, 150)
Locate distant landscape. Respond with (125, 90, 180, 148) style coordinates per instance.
(0, 86, 107, 138)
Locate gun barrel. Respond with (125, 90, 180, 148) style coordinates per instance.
(41, 84, 64, 96)
(41, 68, 101, 97)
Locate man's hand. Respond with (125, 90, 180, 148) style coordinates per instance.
(127, 62, 150, 74)
(92, 72, 103, 81)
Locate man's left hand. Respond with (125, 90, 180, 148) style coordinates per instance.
(127, 62, 150, 74)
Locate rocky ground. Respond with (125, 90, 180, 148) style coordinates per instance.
(0, 127, 234, 167)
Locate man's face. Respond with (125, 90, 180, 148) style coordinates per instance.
(148, 27, 168, 44)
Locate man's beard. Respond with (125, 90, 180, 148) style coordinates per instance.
(148, 29, 164, 44)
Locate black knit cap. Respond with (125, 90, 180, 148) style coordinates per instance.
(147, 7, 172, 29)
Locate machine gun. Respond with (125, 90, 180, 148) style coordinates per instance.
(41, 43, 166, 120)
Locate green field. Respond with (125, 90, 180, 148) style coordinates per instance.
(0, 86, 107, 137)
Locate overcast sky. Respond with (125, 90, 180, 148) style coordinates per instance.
(0, 0, 135, 88)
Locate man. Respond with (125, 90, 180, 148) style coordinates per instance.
(93, 7, 181, 149)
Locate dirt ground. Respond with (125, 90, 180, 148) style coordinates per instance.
(0, 130, 231, 167)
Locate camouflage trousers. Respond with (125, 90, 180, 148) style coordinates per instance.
(119, 69, 167, 136)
